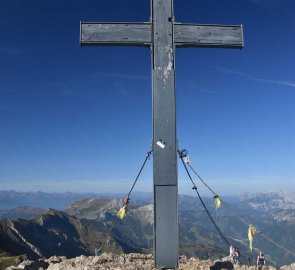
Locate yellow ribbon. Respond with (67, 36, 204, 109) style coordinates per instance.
(117, 206, 127, 219)
(248, 224, 256, 252)
(215, 196, 221, 208)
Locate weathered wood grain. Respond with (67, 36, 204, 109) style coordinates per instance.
(81, 22, 243, 48)
(152, 0, 178, 268)
(80, 22, 151, 46)
(174, 23, 243, 48)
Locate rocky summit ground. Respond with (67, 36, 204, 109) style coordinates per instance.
(5, 253, 295, 270)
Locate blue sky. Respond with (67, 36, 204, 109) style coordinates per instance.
(0, 0, 294, 195)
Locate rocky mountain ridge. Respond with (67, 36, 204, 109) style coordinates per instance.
(241, 191, 295, 211)
(5, 253, 295, 270)
(0, 208, 123, 261)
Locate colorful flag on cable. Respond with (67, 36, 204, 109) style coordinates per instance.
(117, 205, 127, 219)
(214, 194, 221, 208)
(248, 224, 257, 252)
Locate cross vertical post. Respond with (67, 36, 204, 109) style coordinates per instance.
(80, 0, 243, 268)
(152, 0, 178, 268)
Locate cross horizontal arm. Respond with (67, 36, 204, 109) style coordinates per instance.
(174, 24, 244, 48)
(80, 22, 151, 46)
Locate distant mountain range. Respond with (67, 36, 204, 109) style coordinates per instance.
(0, 190, 294, 267)
(0, 206, 46, 219)
(0, 190, 151, 210)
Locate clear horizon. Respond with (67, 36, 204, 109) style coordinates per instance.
(0, 187, 294, 198)
(0, 177, 294, 197)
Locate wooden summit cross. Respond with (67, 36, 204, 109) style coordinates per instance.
(80, 0, 243, 268)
